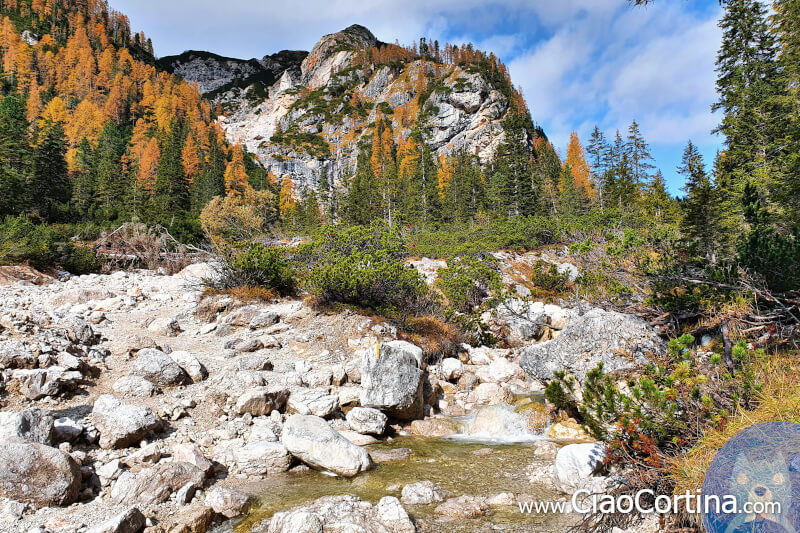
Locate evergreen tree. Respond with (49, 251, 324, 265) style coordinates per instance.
(344, 147, 380, 225)
(586, 125, 609, 206)
(713, 0, 778, 195)
(643, 170, 678, 223)
(491, 111, 538, 217)
(71, 138, 95, 218)
(679, 141, 723, 262)
(152, 120, 190, 220)
(31, 120, 69, 221)
(626, 120, 655, 189)
(192, 128, 226, 214)
(93, 121, 128, 220)
(0, 94, 31, 217)
(558, 163, 580, 217)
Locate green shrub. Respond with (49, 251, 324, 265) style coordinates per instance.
(529, 260, 570, 293)
(62, 245, 103, 275)
(435, 254, 502, 314)
(218, 243, 296, 295)
(737, 226, 800, 293)
(298, 224, 431, 314)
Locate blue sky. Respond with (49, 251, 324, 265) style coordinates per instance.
(112, 0, 725, 196)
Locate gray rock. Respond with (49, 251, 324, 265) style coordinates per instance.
(172, 443, 213, 475)
(249, 311, 280, 330)
(235, 387, 289, 416)
(205, 486, 250, 518)
(53, 416, 83, 442)
(112, 376, 161, 397)
(86, 507, 146, 533)
(168, 350, 208, 382)
(234, 354, 273, 371)
(57, 315, 97, 345)
(222, 305, 261, 327)
(132, 348, 190, 386)
(553, 443, 606, 494)
(360, 341, 424, 421)
(287, 389, 338, 417)
(267, 495, 415, 533)
(520, 309, 666, 383)
(0, 340, 36, 369)
(0, 441, 81, 507)
(434, 495, 488, 519)
(13, 367, 80, 400)
(282, 414, 372, 477)
(92, 395, 160, 449)
(401, 481, 446, 505)
(0, 408, 54, 444)
(346, 407, 387, 435)
(110, 461, 205, 505)
(234, 441, 291, 475)
(146, 316, 181, 337)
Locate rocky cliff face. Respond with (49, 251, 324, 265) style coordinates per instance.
(165, 25, 525, 192)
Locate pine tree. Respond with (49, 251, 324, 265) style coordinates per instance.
(71, 138, 95, 217)
(679, 141, 722, 262)
(0, 94, 31, 216)
(586, 125, 609, 206)
(344, 147, 380, 225)
(558, 163, 580, 217)
(30, 119, 69, 221)
(153, 120, 189, 220)
(625, 120, 655, 190)
(491, 111, 538, 217)
(93, 121, 127, 220)
(713, 0, 778, 195)
(643, 170, 678, 223)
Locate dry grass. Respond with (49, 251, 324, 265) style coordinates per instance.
(204, 285, 278, 303)
(398, 315, 465, 363)
(670, 352, 800, 523)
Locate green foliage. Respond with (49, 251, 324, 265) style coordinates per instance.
(298, 224, 431, 314)
(218, 243, 296, 295)
(0, 215, 102, 273)
(548, 334, 765, 464)
(737, 226, 800, 292)
(529, 260, 571, 294)
(436, 254, 502, 314)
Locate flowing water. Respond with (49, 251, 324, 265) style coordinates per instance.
(225, 398, 575, 532)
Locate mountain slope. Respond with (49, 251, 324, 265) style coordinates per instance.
(163, 25, 541, 192)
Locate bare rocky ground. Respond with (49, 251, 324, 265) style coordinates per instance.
(0, 259, 665, 533)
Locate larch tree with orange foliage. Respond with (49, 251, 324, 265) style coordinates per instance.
(564, 131, 595, 202)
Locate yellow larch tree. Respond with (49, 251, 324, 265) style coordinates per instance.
(564, 131, 595, 199)
(224, 144, 250, 197)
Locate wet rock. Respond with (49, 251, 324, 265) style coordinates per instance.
(0, 441, 81, 507)
(281, 414, 372, 477)
(346, 407, 387, 435)
(369, 447, 413, 463)
(287, 388, 338, 418)
(554, 443, 606, 494)
(267, 495, 415, 533)
(0, 408, 54, 444)
(111, 461, 205, 505)
(234, 441, 291, 475)
(547, 418, 594, 442)
(92, 395, 160, 449)
(434, 495, 488, 519)
(169, 351, 208, 383)
(132, 348, 190, 386)
(401, 481, 446, 505)
(235, 387, 289, 416)
(360, 341, 424, 421)
(112, 376, 161, 397)
(86, 507, 146, 533)
(409, 418, 457, 438)
(206, 486, 250, 518)
(520, 308, 666, 384)
(532, 439, 559, 459)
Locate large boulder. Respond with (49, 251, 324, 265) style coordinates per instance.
(360, 341, 424, 421)
(111, 461, 205, 505)
(92, 395, 160, 449)
(553, 443, 606, 494)
(282, 414, 372, 477)
(267, 495, 415, 533)
(132, 348, 190, 386)
(520, 309, 666, 383)
(86, 507, 146, 533)
(0, 441, 81, 507)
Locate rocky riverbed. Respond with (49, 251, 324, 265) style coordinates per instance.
(0, 262, 665, 533)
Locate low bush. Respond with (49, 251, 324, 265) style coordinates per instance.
(435, 254, 502, 314)
(0, 215, 103, 273)
(215, 242, 296, 296)
(298, 224, 432, 314)
(529, 259, 571, 294)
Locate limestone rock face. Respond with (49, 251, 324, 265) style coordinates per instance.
(165, 25, 529, 195)
(281, 414, 372, 477)
(360, 341, 424, 421)
(520, 308, 666, 383)
(0, 441, 81, 507)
